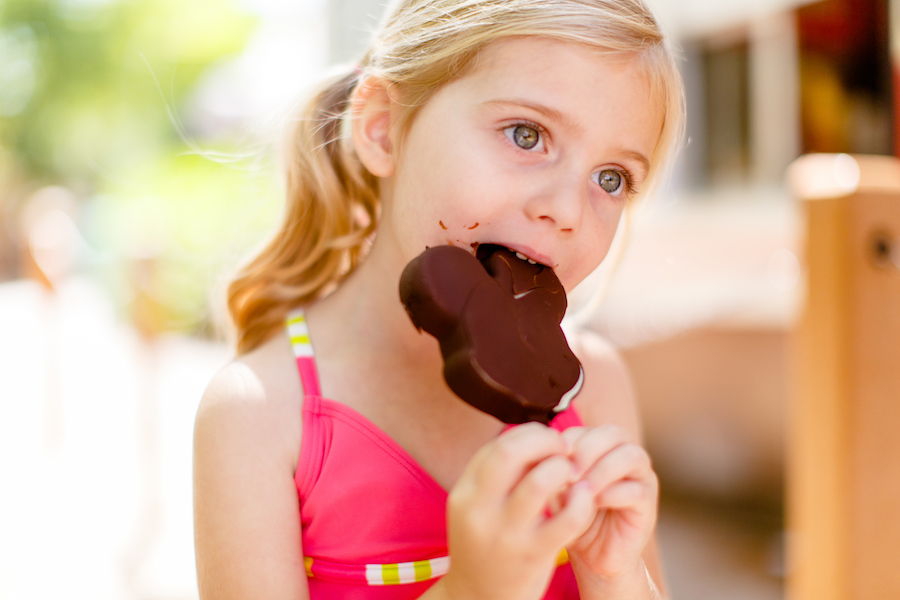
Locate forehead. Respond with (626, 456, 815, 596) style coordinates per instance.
(446, 36, 664, 154)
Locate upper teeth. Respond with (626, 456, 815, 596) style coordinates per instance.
(514, 251, 537, 264)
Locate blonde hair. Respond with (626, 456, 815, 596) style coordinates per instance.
(226, 0, 685, 354)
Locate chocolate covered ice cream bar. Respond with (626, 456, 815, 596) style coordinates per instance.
(398, 244, 584, 424)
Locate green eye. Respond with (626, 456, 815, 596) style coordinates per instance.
(509, 124, 540, 150)
(596, 169, 623, 194)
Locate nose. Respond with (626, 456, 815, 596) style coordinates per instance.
(522, 176, 587, 234)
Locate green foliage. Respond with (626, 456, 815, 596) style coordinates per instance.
(88, 151, 283, 334)
(1, 0, 257, 186)
(1, 0, 284, 337)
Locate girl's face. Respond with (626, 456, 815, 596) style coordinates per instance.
(381, 36, 664, 291)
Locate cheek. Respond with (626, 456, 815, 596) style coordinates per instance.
(565, 206, 625, 285)
(397, 112, 517, 223)
(417, 164, 503, 224)
(399, 151, 465, 207)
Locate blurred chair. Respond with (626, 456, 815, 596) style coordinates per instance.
(787, 153, 900, 600)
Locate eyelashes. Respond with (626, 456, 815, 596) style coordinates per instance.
(499, 120, 639, 199)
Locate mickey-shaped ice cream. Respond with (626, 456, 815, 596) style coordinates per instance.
(399, 243, 584, 424)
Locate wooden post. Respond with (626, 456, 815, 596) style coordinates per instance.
(787, 154, 900, 600)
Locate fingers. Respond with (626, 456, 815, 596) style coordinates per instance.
(595, 480, 651, 509)
(582, 443, 652, 495)
(505, 454, 576, 524)
(562, 425, 632, 479)
(537, 480, 596, 547)
(562, 425, 657, 510)
(445, 422, 660, 596)
(455, 422, 656, 539)
(446, 424, 583, 591)
(462, 422, 567, 501)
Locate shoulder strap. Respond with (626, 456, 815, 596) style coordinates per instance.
(285, 309, 321, 397)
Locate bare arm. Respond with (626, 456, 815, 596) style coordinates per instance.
(193, 362, 309, 600)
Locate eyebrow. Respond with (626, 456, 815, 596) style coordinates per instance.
(482, 98, 578, 131)
(618, 149, 651, 178)
(481, 98, 651, 177)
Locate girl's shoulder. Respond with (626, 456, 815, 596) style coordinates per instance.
(568, 328, 644, 443)
(195, 328, 304, 469)
(193, 330, 308, 599)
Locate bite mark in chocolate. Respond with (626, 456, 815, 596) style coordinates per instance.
(399, 244, 584, 424)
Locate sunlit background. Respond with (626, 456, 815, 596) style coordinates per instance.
(1, 0, 896, 598)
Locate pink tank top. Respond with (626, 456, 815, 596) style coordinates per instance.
(287, 309, 584, 598)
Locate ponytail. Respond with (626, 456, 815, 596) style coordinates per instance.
(226, 67, 379, 354)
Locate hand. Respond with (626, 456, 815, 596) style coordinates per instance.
(440, 423, 597, 600)
(562, 425, 659, 582)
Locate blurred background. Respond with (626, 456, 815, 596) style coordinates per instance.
(0, 0, 896, 598)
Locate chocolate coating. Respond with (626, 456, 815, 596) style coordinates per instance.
(398, 244, 584, 424)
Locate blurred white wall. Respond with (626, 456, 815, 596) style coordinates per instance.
(328, 0, 388, 63)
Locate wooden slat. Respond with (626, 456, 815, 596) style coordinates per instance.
(787, 154, 900, 600)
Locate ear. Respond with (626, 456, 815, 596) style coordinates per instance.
(350, 77, 396, 178)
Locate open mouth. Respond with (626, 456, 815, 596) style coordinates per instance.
(473, 243, 551, 270)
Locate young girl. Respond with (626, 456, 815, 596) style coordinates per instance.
(193, 0, 685, 598)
